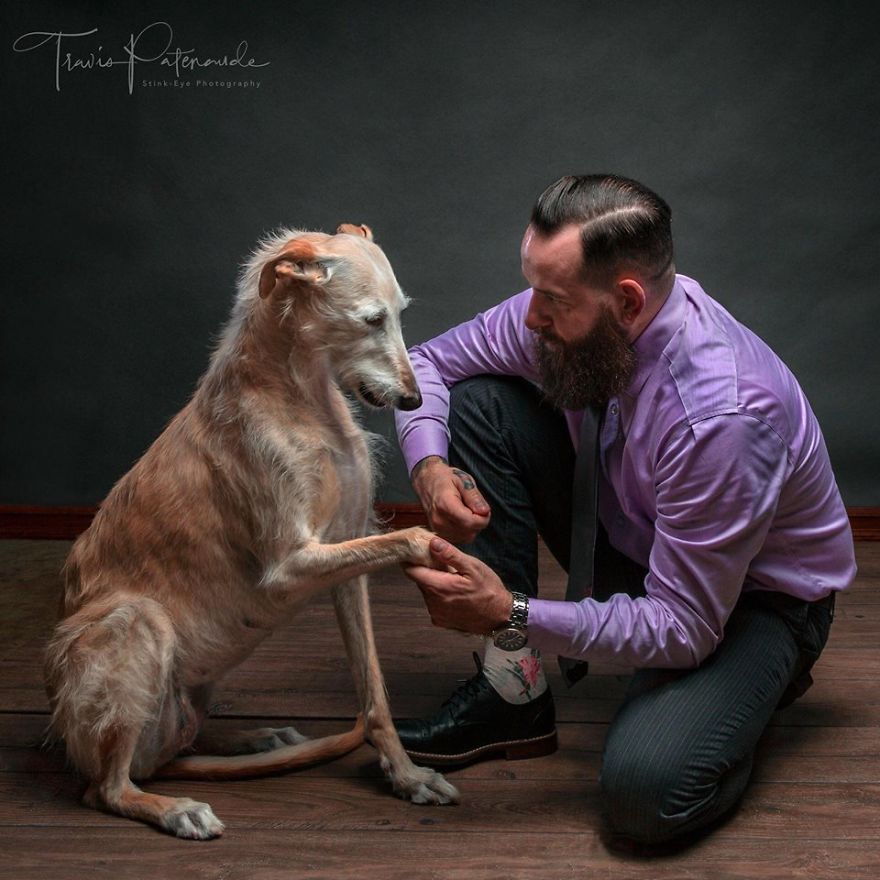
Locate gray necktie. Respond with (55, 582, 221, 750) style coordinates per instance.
(557, 404, 601, 687)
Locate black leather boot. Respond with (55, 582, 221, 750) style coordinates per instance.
(395, 655, 558, 766)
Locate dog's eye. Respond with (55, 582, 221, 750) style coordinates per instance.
(364, 313, 386, 327)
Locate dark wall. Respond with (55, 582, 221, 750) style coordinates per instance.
(3, 0, 878, 506)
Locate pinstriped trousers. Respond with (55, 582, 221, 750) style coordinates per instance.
(447, 375, 834, 844)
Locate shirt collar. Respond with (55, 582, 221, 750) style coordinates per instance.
(624, 276, 686, 399)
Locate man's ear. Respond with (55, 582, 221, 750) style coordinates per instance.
(616, 278, 647, 326)
(258, 239, 337, 299)
(336, 222, 374, 241)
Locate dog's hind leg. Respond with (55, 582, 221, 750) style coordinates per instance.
(331, 576, 459, 805)
(45, 597, 225, 840)
(184, 683, 310, 756)
(81, 728, 225, 840)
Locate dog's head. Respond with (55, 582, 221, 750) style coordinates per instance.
(254, 224, 422, 411)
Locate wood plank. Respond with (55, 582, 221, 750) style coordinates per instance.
(7, 673, 880, 728)
(5, 748, 880, 794)
(0, 828, 877, 880)
(14, 712, 880, 763)
(3, 769, 880, 844)
(5, 714, 877, 785)
(5, 649, 880, 726)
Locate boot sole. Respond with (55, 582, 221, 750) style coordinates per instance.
(402, 728, 558, 767)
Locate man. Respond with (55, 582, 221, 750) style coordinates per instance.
(393, 174, 856, 845)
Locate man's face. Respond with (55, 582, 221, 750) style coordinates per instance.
(521, 224, 603, 345)
(521, 224, 637, 409)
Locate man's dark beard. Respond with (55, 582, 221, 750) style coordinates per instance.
(534, 307, 638, 410)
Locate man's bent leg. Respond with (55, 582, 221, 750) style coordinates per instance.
(599, 593, 831, 845)
(447, 375, 576, 593)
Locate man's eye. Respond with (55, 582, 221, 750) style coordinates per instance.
(364, 313, 386, 327)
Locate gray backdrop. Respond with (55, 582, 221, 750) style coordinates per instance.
(3, 0, 878, 506)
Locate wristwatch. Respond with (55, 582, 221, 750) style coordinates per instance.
(491, 592, 529, 651)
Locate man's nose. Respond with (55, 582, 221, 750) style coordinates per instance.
(524, 293, 548, 332)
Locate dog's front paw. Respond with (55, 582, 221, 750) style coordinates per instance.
(387, 762, 460, 805)
(402, 526, 437, 568)
(161, 798, 225, 840)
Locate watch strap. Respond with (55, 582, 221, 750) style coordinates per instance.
(508, 592, 529, 629)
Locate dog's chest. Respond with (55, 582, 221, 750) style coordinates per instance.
(256, 393, 374, 542)
(330, 440, 371, 495)
(321, 433, 373, 535)
(275, 419, 372, 542)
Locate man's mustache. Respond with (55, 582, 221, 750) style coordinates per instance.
(535, 329, 564, 345)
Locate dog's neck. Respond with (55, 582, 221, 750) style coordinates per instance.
(202, 296, 345, 418)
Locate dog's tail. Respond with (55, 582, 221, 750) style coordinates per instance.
(152, 715, 365, 781)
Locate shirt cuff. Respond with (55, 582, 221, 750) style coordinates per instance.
(400, 424, 451, 475)
(527, 598, 584, 658)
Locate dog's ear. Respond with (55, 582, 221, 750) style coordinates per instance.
(336, 223, 374, 241)
(258, 239, 336, 299)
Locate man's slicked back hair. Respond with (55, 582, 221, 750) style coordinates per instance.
(530, 174, 675, 292)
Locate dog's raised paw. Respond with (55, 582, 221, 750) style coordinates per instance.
(162, 798, 225, 840)
(403, 526, 437, 567)
(394, 766, 460, 805)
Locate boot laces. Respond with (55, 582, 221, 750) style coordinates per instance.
(442, 652, 487, 713)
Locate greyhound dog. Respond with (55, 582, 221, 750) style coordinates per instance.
(44, 223, 459, 839)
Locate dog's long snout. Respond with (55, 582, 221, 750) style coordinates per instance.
(396, 391, 423, 411)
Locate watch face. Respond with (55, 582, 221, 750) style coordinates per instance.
(494, 627, 527, 651)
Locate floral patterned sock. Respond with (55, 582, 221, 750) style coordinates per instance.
(482, 641, 548, 705)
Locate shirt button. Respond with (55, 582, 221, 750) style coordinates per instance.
(610, 402, 619, 416)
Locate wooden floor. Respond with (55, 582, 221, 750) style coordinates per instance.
(0, 539, 878, 879)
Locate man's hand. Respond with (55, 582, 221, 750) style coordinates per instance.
(411, 455, 491, 543)
(403, 537, 512, 635)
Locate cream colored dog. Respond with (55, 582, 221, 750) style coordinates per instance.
(44, 223, 458, 839)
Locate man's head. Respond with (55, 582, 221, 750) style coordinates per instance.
(521, 174, 675, 409)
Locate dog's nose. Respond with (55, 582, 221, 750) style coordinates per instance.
(397, 391, 423, 411)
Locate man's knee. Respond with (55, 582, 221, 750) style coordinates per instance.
(600, 739, 682, 843)
(449, 375, 536, 429)
(448, 375, 546, 460)
(599, 732, 750, 844)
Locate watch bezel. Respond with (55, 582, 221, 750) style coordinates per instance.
(492, 625, 528, 651)
(492, 592, 529, 651)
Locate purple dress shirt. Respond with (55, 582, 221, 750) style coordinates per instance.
(395, 275, 856, 668)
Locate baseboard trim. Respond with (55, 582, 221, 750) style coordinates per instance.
(847, 507, 880, 542)
(0, 503, 429, 540)
(0, 506, 98, 540)
(0, 504, 877, 541)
